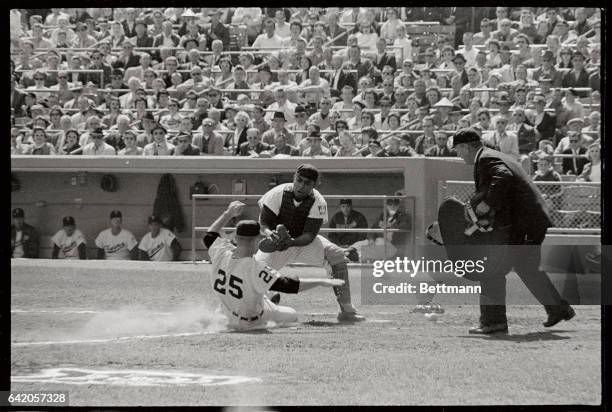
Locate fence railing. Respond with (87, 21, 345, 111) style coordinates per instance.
(190, 193, 415, 265)
(437, 180, 601, 234)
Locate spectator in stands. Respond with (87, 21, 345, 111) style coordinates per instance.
(561, 131, 589, 175)
(270, 132, 299, 156)
(509, 107, 540, 155)
(194, 118, 225, 155)
(253, 17, 284, 49)
(532, 94, 556, 140)
(51, 216, 87, 260)
(532, 154, 562, 199)
(11, 208, 40, 258)
(484, 116, 519, 159)
(143, 124, 174, 155)
(425, 131, 456, 157)
(11, 128, 30, 155)
(577, 142, 601, 182)
(334, 130, 360, 157)
(80, 128, 115, 155)
(368, 198, 411, 257)
(25, 128, 56, 155)
(153, 20, 180, 49)
(133, 19, 153, 47)
(262, 111, 294, 146)
(206, 8, 230, 48)
(117, 130, 143, 155)
(172, 133, 201, 156)
(473, 18, 493, 45)
(302, 130, 332, 157)
(238, 127, 271, 156)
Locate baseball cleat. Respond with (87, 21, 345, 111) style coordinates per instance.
(468, 323, 509, 334)
(337, 311, 366, 322)
(344, 247, 359, 262)
(270, 292, 281, 305)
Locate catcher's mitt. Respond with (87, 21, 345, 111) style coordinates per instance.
(258, 224, 292, 252)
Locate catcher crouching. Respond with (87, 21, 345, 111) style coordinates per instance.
(255, 164, 366, 322)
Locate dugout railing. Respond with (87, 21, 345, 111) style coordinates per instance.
(191, 193, 415, 265)
(437, 180, 601, 235)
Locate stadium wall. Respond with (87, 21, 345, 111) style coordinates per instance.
(14, 156, 469, 259)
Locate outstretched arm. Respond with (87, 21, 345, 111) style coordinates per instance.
(203, 201, 245, 248)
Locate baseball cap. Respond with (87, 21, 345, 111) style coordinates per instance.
(296, 163, 319, 182)
(110, 210, 122, 219)
(12, 208, 25, 218)
(143, 112, 156, 121)
(148, 215, 162, 224)
(294, 105, 306, 114)
(236, 220, 260, 237)
(63, 216, 76, 226)
(272, 111, 286, 121)
(452, 128, 481, 148)
(339, 199, 352, 206)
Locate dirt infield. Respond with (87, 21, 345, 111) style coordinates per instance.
(11, 259, 601, 406)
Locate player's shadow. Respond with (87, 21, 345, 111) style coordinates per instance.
(302, 320, 346, 327)
(223, 329, 273, 334)
(460, 330, 573, 341)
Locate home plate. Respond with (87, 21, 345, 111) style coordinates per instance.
(11, 368, 261, 387)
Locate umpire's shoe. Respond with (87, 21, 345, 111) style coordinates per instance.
(468, 323, 509, 334)
(338, 311, 366, 323)
(543, 301, 576, 327)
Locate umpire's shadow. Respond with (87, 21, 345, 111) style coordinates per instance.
(459, 330, 573, 342)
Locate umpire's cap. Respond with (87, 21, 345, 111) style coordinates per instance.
(296, 163, 319, 182)
(236, 220, 260, 237)
(63, 216, 76, 226)
(452, 128, 481, 148)
(12, 208, 25, 218)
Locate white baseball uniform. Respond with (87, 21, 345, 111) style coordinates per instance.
(51, 229, 86, 259)
(255, 183, 332, 270)
(138, 228, 176, 261)
(95, 228, 138, 260)
(208, 234, 297, 330)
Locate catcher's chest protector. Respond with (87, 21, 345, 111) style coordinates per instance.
(438, 197, 510, 280)
(277, 190, 315, 238)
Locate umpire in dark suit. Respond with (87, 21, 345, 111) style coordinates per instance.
(452, 128, 574, 334)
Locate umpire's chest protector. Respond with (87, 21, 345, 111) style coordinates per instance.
(278, 189, 316, 238)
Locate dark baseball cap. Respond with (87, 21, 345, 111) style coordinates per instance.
(339, 199, 352, 206)
(296, 163, 319, 182)
(452, 128, 481, 148)
(236, 220, 260, 237)
(12, 208, 25, 218)
(148, 215, 162, 224)
(110, 210, 122, 219)
(63, 216, 76, 226)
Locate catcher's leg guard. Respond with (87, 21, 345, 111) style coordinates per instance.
(330, 262, 357, 313)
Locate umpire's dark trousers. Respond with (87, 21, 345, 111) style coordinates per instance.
(479, 230, 564, 325)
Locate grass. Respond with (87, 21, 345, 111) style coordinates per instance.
(10, 259, 601, 406)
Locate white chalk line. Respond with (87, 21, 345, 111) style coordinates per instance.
(12, 330, 219, 347)
(11, 367, 261, 387)
(11, 309, 173, 315)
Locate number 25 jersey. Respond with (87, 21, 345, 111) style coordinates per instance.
(208, 235, 281, 318)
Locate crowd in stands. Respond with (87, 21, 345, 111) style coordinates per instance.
(10, 7, 601, 180)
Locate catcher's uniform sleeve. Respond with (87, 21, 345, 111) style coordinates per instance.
(252, 263, 281, 294)
(258, 184, 285, 215)
(308, 190, 328, 223)
(208, 234, 235, 263)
